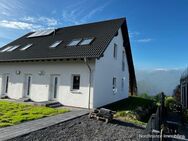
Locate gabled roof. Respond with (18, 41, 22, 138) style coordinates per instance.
(0, 18, 125, 61)
(0, 18, 137, 94)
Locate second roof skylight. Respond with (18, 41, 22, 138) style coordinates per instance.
(79, 38, 94, 45)
(67, 39, 82, 46)
(50, 40, 62, 48)
(20, 44, 33, 51)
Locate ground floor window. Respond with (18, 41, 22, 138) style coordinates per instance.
(113, 77, 117, 94)
(72, 75, 80, 90)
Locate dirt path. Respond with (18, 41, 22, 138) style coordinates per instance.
(9, 115, 144, 141)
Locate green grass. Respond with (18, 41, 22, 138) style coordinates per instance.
(0, 101, 69, 127)
(105, 96, 157, 126)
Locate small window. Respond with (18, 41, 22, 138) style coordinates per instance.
(0, 46, 13, 52)
(113, 43, 117, 59)
(50, 41, 62, 48)
(68, 39, 82, 46)
(122, 51, 125, 71)
(72, 75, 80, 90)
(112, 77, 117, 94)
(7, 45, 20, 52)
(20, 44, 33, 51)
(121, 78, 125, 90)
(79, 38, 94, 45)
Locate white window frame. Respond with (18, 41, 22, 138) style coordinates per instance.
(7, 45, 20, 52)
(67, 39, 82, 46)
(122, 50, 125, 71)
(112, 77, 117, 94)
(0, 46, 12, 52)
(49, 40, 62, 48)
(79, 38, 94, 45)
(71, 74, 80, 91)
(113, 43, 118, 59)
(20, 44, 33, 51)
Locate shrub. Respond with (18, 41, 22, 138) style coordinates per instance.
(139, 93, 152, 99)
(165, 96, 177, 110)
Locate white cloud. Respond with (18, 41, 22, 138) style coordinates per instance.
(62, 1, 110, 25)
(0, 0, 24, 17)
(129, 31, 140, 38)
(136, 38, 153, 43)
(0, 20, 33, 30)
(22, 16, 58, 26)
(81, 2, 110, 22)
(39, 17, 58, 26)
(0, 20, 47, 31)
(0, 16, 59, 31)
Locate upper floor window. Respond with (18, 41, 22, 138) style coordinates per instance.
(122, 50, 125, 71)
(50, 41, 62, 48)
(113, 43, 117, 59)
(7, 45, 20, 52)
(79, 38, 94, 45)
(68, 39, 82, 46)
(20, 44, 33, 51)
(0, 46, 12, 52)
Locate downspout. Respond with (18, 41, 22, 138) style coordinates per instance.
(84, 57, 92, 110)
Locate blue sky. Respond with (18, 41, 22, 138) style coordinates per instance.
(0, 0, 188, 70)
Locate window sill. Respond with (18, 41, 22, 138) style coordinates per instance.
(70, 90, 82, 94)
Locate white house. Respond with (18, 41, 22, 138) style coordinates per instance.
(0, 18, 137, 109)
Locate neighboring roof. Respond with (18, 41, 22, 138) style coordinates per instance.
(0, 18, 125, 61)
(0, 18, 137, 93)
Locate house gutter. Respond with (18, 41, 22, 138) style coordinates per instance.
(84, 57, 92, 110)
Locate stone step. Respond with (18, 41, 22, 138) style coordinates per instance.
(0, 95, 9, 99)
(18, 97, 32, 102)
(46, 102, 62, 108)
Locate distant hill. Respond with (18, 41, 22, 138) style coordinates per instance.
(136, 69, 183, 96)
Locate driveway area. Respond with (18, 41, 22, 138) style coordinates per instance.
(0, 109, 88, 141)
(9, 115, 144, 141)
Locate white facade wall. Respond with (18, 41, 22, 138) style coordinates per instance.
(0, 28, 131, 109)
(0, 60, 95, 108)
(92, 29, 129, 108)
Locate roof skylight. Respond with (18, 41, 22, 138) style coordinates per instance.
(67, 39, 82, 46)
(79, 38, 94, 45)
(27, 29, 55, 38)
(0, 46, 13, 52)
(7, 45, 20, 52)
(50, 41, 62, 48)
(20, 44, 33, 51)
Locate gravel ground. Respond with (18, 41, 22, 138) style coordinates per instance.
(9, 115, 145, 141)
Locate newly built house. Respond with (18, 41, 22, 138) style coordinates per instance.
(0, 18, 137, 108)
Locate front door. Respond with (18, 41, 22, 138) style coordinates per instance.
(49, 75, 59, 100)
(2, 74, 9, 95)
(23, 74, 32, 97)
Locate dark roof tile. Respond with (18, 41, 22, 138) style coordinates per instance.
(0, 18, 125, 61)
